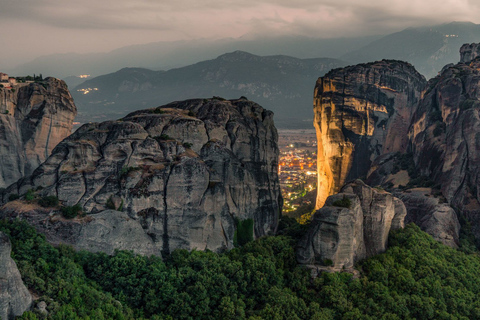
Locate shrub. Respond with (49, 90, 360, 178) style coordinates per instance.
(183, 142, 193, 149)
(8, 194, 19, 201)
(38, 195, 59, 208)
(152, 108, 165, 114)
(117, 200, 124, 212)
(187, 110, 195, 117)
(119, 166, 139, 179)
(332, 196, 351, 208)
(25, 189, 35, 201)
(233, 218, 254, 247)
(323, 259, 333, 266)
(61, 204, 82, 219)
(106, 196, 116, 210)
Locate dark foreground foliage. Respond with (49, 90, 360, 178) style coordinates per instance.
(2, 219, 480, 319)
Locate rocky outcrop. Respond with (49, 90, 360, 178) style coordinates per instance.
(0, 203, 160, 256)
(297, 180, 406, 270)
(1, 98, 281, 254)
(409, 47, 480, 240)
(0, 78, 76, 188)
(460, 43, 480, 63)
(394, 188, 460, 248)
(0, 232, 32, 320)
(314, 60, 426, 208)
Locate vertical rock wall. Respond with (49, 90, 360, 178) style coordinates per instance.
(313, 61, 426, 208)
(2, 98, 281, 254)
(0, 232, 32, 320)
(0, 78, 76, 187)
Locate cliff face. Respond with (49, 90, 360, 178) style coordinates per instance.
(460, 43, 480, 63)
(0, 232, 32, 320)
(297, 180, 406, 270)
(409, 45, 480, 238)
(2, 98, 281, 254)
(0, 78, 76, 188)
(314, 61, 426, 208)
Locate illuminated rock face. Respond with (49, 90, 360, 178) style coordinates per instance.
(314, 61, 426, 208)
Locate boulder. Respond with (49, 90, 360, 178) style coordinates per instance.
(297, 180, 406, 270)
(394, 188, 460, 248)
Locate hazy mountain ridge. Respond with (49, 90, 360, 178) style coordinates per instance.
(72, 51, 346, 127)
(342, 21, 480, 78)
(6, 35, 378, 79)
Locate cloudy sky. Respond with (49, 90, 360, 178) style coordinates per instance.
(1, 0, 480, 67)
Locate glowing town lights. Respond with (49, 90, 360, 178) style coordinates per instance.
(77, 88, 99, 95)
(79, 75, 90, 79)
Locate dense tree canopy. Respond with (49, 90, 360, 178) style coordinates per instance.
(2, 218, 480, 319)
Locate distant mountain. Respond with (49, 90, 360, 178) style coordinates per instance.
(72, 51, 346, 128)
(341, 21, 480, 78)
(6, 35, 378, 79)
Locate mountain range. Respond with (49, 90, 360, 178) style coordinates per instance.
(64, 21, 480, 128)
(72, 51, 345, 128)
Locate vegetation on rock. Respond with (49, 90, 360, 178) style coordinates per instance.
(2, 218, 480, 319)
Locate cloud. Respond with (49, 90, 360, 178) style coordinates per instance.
(2, 0, 479, 34)
(1, 0, 480, 68)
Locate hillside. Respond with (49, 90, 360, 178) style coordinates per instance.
(72, 51, 345, 128)
(3, 219, 480, 319)
(342, 21, 480, 78)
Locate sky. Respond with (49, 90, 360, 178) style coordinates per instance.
(1, 0, 480, 67)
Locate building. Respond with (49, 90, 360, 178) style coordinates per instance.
(0, 72, 8, 82)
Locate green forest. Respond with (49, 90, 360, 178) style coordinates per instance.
(2, 218, 480, 320)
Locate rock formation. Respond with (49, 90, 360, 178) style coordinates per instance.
(0, 232, 32, 320)
(460, 43, 480, 63)
(0, 78, 76, 188)
(1, 98, 281, 254)
(0, 203, 161, 256)
(394, 189, 460, 248)
(408, 44, 480, 240)
(314, 60, 426, 208)
(297, 180, 406, 270)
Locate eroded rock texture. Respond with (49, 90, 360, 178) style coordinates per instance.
(297, 180, 406, 270)
(0, 78, 76, 187)
(2, 98, 281, 254)
(394, 189, 460, 248)
(0, 232, 32, 320)
(460, 43, 480, 63)
(409, 48, 480, 240)
(314, 61, 426, 208)
(0, 203, 161, 256)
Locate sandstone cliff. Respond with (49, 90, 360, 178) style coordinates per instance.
(409, 43, 480, 240)
(297, 180, 406, 270)
(0, 232, 32, 320)
(0, 78, 76, 188)
(1, 98, 281, 254)
(314, 61, 426, 208)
